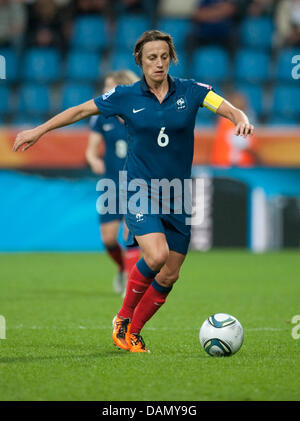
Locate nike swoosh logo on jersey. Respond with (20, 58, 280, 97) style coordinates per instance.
(133, 108, 145, 113)
(132, 288, 144, 294)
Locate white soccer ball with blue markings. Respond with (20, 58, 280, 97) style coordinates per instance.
(199, 313, 244, 357)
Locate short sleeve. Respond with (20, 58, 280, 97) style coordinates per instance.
(190, 80, 213, 108)
(94, 85, 124, 118)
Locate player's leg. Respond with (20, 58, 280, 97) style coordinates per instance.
(101, 220, 121, 249)
(113, 230, 169, 350)
(119, 232, 169, 318)
(127, 219, 190, 352)
(100, 220, 126, 294)
(118, 213, 168, 314)
(123, 221, 140, 288)
(129, 250, 186, 352)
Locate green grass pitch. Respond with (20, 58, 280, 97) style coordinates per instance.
(0, 250, 299, 401)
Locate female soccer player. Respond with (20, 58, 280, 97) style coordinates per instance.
(86, 70, 140, 295)
(13, 30, 254, 353)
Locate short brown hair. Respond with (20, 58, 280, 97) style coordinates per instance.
(134, 30, 178, 66)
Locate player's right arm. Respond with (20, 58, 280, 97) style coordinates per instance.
(13, 99, 100, 152)
(85, 131, 105, 175)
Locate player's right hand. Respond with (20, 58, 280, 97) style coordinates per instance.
(13, 128, 41, 152)
(90, 158, 105, 174)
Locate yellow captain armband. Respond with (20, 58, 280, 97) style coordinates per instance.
(202, 91, 224, 113)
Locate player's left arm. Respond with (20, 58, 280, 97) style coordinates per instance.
(203, 91, 254, 137)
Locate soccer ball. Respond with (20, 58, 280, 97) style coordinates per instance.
(199, 313, 244, 357)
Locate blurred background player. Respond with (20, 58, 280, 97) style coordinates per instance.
(210, 91, 261, 167)
(86, 70, 140, 295)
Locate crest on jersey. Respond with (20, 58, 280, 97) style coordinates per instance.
(176, 96, 187, 111)
(102, 87, 115, 100)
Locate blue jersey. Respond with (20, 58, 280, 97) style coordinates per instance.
(89, 114, 127, 181)
(94, 76, 212, 185)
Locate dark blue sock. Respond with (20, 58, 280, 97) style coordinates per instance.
(136, 257, 159, 279)
(152, 279, 173, 293)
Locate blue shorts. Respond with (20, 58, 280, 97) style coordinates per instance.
(97, 181, 123, 225)
(99, 212, 123, 225)
(125, 212, 191, 255)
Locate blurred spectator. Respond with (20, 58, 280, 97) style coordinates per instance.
(26, 0, 67, 50)
(210, 92, 260, 167)
(275, 0, 300, 47)
(63, 0, 114, 37)
(187, 0, 237, 51)
(0, 0, 27, 49)
(53, 0, 72, 6)
(69, 0, 110, 15)
(159, 0, 197, 17)
(117, 0, 145, 13)
(245, 0, 276, 17)
(115, 0, 160, 27)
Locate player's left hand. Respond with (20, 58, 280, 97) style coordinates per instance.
(235, 122, 254, 137)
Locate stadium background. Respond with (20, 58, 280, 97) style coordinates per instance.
(0, 0, 300, 253)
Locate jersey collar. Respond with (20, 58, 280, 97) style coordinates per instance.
(140, 74, 176, 98)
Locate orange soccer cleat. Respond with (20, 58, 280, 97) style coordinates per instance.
(129, 333, 150, 353)
(112, 316, 131, 350)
